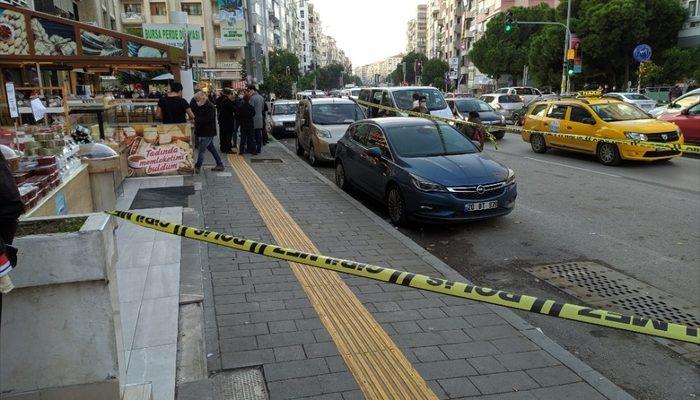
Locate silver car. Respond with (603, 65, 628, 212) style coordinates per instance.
(480, 93, 524, 122)
(649, 88, 700, 117)
(268, 100, 298, 138)
(295, 98, 366, 165)
(603, 92, 656, 113)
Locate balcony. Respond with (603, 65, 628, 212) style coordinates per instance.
(121, 12, 144, 24)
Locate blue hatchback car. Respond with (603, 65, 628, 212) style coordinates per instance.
(334, 117, 517, 225)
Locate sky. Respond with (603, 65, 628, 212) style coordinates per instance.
(309, 0, 426, 72)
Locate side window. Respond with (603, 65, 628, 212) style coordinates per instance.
(372, 90, 383, 104)
(533, 88, 541, 96)
(688, 103, 700, 115)
(482, 96, 493, 103)
(569, 106, 594, 124)
(530, 104, 548, 117)
(352, 124, 370, 146)
(547, 105, 568, 120)
(367, 125, 391, 158)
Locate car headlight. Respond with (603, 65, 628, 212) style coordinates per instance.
(317, 129, 332, 138)
(410, 174, 446, 192)
(506, 168, 516, 185)
(625, 132, 648, 141)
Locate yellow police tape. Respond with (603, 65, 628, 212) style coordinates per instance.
(355, 99, 700, 154)
(108, 210, 699, 344)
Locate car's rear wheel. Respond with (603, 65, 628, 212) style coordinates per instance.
(492, 131, 505, 140)
(308, 143, 317, 166)
(335, 161, 348, 190)
(295, 136, 304, 156)
(597, 143, 621, 166)
(530, 133, 547, 153)
(386, 185, 408, 226)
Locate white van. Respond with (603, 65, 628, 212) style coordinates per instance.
(358, 86, 453, 119)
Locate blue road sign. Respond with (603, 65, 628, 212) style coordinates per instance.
(633, 44, 652, 63)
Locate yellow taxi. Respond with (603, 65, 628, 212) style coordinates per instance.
(521, 97, 684, 165)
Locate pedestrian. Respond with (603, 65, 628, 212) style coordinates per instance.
(248, 84, 265, 154)
(0, 150, 24, 306)
(192, 91, 225, 173)
(236, 91, 257, 155)
(156, 82, 195, 123)
(216, 88, 236, 154)
(460, 111, 485, 150)
(669, 84, 683, 102)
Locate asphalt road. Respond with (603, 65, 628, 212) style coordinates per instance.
(278, 135, 700, 399)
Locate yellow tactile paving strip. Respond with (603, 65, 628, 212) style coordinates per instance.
(227, 154, 437, 399)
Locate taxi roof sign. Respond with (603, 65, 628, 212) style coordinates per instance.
(577, 90, 603, 97)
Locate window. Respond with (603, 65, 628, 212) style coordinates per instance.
(688, 103, 700, 115)
(385, 122, 478, 158)
(312, 104, 364, 125)
(150, 3, 167, 15)
(300, 9, 304, 17)
(123, 3, 141, 13)
(530, 104, 548, 117)
(181, 2, 201, 15)
(392, 88, 447, 111)
(547, 105, 568, 120)
(367, 125, 391, 158)
(481, 96, 494, 103)
(590, 103, 650, 121)
(498, 95, 521, 103)
(569, 106, 594, 124)
(689, 1, 697, 17)
(352, 124, 370, 146)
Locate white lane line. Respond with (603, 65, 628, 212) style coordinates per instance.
(523, 156, 622, 178)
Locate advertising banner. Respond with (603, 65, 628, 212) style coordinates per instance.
(218, 0, 246, 47)
(449, 57, 459, 80)
(143, 23, 204, 57)
(118, 124, 194, 176)
(570, 34, 582, 73)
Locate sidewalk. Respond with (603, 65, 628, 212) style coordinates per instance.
(190, 142, 634, 400)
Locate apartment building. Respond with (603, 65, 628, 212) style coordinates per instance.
(355, 53, 403, 85)
(25, 0, 119, 29)
(679, 0, 699, 47)
(406, 4, 427, 54)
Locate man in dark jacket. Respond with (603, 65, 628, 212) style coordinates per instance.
(192, 91, 225, 173)
(216, 88, 236, 154)
(235, 91, 257, 155)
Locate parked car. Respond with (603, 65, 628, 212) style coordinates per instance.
(642, 86, 672, 104)
(479, 94, 524, 123)
(494, 87, 542, 103)
(658, 102, 700, 144)
(521, 98, 684, 166)
(358, 86, 453, 119)
(268, 100, 298, 138)
(334, 117, 517, 225)
(295, 97, 365, 165)
(649, 88, 700, 117)
(512, 97, 548, 126)
(341, 88, 361, 100)
(446, 98, 506, 139)
(602, 92, 657, 113)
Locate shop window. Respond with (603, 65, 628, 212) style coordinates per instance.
(181, 2, 202, 16)
(150, 3, 167, 16)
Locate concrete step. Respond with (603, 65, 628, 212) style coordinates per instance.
(122, 383, 153, 400)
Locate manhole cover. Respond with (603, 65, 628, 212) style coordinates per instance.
(525, 261, 700, 327)
(250, 158, 284, 163)
(211, 368, 268, 400)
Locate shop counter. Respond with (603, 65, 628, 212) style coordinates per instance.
(22, 164, 93, 218)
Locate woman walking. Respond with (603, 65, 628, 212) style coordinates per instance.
(193, 91, 225, 173)
(235, 91, 257, 155)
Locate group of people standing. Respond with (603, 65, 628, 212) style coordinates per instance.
(155, 82, 267, 174)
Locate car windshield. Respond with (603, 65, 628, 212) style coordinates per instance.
(312, 103, 364, 125)
(273, 103, 297, 115)
(455, 100, 492, 113)
(623, 94, 650, 100)
(385, 122, 478, 157)
(392, 88, 448, 111)
(591, 102, 651, 121)
(350, 89, 361, 96)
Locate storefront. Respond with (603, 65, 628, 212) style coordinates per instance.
(0, 3, 189, 218)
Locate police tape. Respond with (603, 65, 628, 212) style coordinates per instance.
(354, 99, 700, 154)
(108, 210, 699, 344)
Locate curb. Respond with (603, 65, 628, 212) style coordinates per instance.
(271, 141, 634, 400)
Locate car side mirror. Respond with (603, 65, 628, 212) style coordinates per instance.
(366, 147, 382, 158)
(681, 108, 690, 116)
(582, 117, 596, 125)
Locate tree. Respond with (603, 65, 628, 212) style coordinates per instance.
(527, 25, 565, 89)
(657, 47, 700, 84)
(260, 50, 299, 98)
(390, 52, 428, 85)
(316, 63, 345, 90)
(639, 61, 663, 86)
(422, 58, 449, 88)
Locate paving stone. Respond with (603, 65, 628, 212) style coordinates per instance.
(437, 329, 473, 344)
(219, 322, 268, 338)
(415, 359, 477, 380)
(216, 313, 251, 327)
(396, 298, 446, 310)
(529, 382, 606, 400)
(221, 349, 275, 369)
(394, 332, 446, 348)
(284, 298, 314, 309)
(440, 341, 500, 359)
(268, 320, 298, 333)
(417, 308, 448, 319)
(392, 321, 423, 334)
(216, 302, 261, 315)
(273, 345, 306, 362)
(427, 380, 448, 398)
(417, 317, 472, 332)
(373, 310, 423, 323)
(525, 365, 581, 387)
(219, 336, 258, 353)
(325, 356, 348, 373)
(318, 372, 359, 393)
(463, 313, 510, 327)
(341, 390, 364, 400)
(252, 309, 304, 323)
(464, 325, 522, 341)
(267, 376, 324, 399)
(313, 329, 332, 342)
(495, 350, 560, 371)
(213, 294, 247, 304)
(467, 356, 508, 375)
(257, 331, 317, 348)
(373, 301, 401, 312)
(296, 318, 324, 331)
(304, 342, 340, 358)
(438, 377, 481, 397)
(491, 337, 540, 354)
(260, 300, 286, 311)
(264, 358, 329, 381)
(470, 371, 540, 394)
(468, 391, 538, 400)
(441, 304, 492, 316)
(411, 346, 448, 362)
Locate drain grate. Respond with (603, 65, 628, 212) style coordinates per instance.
(526, 261, 700, 327)
(211, 368, 268, 400)
(250, 158, 284, 163)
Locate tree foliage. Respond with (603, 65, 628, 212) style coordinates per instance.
(261, 50, 299, 99)
(422, 58, 449, 88)
(389, 52, 428, 85)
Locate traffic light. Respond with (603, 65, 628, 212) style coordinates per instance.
(567, 59, 575, 76)
(504, 11, 513, 32)
(415, 60, 423, 76)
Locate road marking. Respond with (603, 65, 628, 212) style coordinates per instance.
(227, 154, 437, 399)
(523, 157, 621, 178)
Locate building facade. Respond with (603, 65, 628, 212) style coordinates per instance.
(23, 0, 119, 30)
(355, 53, 403, 85)
(406, 4, 427, 55)
(679, 0, 699, 47)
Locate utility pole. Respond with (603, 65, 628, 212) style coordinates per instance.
(561, 0, 572, 95)
(244, 0, 255, 82)
(261, 0, 270, 82)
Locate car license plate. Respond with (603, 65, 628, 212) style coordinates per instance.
(285, 127, 295, 131)
(465, 201, 498, 212)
